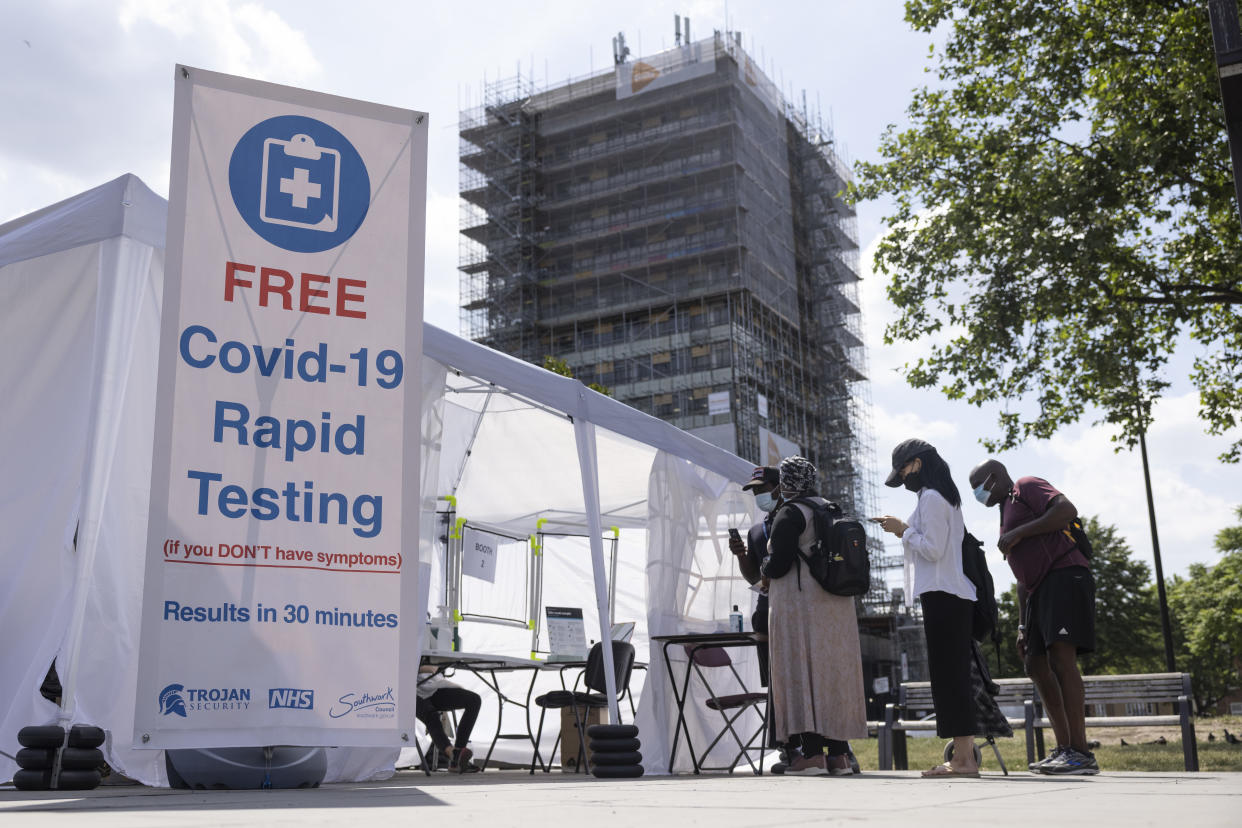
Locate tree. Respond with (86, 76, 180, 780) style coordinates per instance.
(1167, 505, 1242, 710)
(853, 1, 1242, 460)
(990, 517, 1162, 677)
(542, 355, 611, 397)
(1074, 518, 1163, 675)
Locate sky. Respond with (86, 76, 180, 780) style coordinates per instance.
(2, 0, 1239, 594)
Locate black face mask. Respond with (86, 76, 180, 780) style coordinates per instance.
(902, 470, 924, 493)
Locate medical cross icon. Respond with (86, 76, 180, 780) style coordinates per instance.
(280, 167, 321, 209)
(230, 115, 370, 253)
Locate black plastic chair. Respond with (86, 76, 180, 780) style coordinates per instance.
(530, 640, 636, 774)
(683, 644, 768, 774)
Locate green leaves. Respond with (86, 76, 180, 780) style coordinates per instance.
(1167, 506, 1242, 709)
(855, 1, 1242, 458)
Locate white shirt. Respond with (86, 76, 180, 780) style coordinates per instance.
(416, 670, 460, 700)
(902, 488, 976, 602)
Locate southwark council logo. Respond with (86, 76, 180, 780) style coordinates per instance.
(158, 683, 252, 717)
(328, 686, 395, 720)
(228, 115, 371, 253)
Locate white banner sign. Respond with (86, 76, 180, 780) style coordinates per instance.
(708, 390, 730, 416)
(134, 66, 427, 748)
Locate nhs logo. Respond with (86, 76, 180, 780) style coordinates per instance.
(268, 688, 315, 710)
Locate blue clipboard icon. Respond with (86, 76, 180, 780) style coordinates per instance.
(259, 133, 340, 232)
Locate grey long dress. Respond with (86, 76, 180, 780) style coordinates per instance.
(767, 501, 868, 743)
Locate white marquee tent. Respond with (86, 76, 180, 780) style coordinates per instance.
(1, 175, 767, 786)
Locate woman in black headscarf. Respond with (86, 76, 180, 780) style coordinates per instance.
(761, 456, 867, 776)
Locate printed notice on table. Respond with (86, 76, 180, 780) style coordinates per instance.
(546, 606, 587, 660)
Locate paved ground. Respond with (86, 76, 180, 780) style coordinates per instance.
(2, 769, 1240, 827)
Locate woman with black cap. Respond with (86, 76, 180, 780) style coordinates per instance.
(761, 456, 867, 776)
(875, 438, 980, 778)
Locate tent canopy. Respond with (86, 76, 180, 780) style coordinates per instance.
(425, 323, 750, 535)
(2, 174, 762, 784)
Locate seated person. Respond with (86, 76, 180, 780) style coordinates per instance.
(416, 668, 482, 773)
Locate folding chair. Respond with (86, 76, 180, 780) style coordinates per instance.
(683, 644, 768, 774)
(530, 640, 636, 774)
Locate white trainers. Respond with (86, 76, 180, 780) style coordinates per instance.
(784, 756, 828, 776)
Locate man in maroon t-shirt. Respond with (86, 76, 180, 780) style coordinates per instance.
(969, 459, 1098, 776)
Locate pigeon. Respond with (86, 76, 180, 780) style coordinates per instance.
(1208, 732, 1216, 742)
(1120, 737, 1130, 746)
(1225, 729, 1241, 745)
(1087, 740, 1100, 750)
(1147, 736, 1167, 745)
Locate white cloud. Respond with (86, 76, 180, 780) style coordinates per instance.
(1030, 393, 1240, 572)
(423, 187, 461, 332)
(118, 0, 321, 85)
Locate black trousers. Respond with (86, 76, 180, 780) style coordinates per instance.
(416, 687, 481, 751)
(920, 590, 977, 739)
(751, 593, 769, 687)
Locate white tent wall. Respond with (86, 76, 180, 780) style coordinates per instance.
(635, 451, 764, 774)
(0, 174, 168, 785)
(0, 245, 104, 786)
(61, 236, 164, 784)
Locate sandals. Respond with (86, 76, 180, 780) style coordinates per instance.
(921, 762, 979, 778)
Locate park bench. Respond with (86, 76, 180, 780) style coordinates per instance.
(879, 672, 1198, 772)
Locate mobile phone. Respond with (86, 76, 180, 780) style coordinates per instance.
(868, 517, 884, 523)
(727, 527, 742, 542)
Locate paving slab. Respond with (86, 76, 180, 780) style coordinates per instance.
(2, 769, 1240, 827)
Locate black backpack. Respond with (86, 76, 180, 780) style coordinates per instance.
(961, 531, 1000, 644)
(1065, 516, 1094, 559)
(788, 497, 871, 597)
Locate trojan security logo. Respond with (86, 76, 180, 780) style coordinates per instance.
(268, 688, 315, 710)
(159, 684, 187, 717)
(228, 115, 370, 253)
(158, 682, 252, 717)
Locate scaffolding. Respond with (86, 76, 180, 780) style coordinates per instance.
(459, 32, 899, 612)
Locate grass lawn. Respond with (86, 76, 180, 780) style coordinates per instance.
(848, 715, 1242, 773)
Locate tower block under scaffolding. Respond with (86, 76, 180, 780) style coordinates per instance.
(459, 33, 900, 625)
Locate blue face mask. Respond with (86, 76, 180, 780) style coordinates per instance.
(973, 482, 991, 505)
(754, 491, 776, 513)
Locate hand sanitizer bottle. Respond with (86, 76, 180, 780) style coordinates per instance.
(729, 605, 744, 633)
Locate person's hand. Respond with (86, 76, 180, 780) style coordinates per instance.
(874, 515, 907, 538)
(998, 528, 1022, 555)
(728, 535, 747, 557)
(760, 576, 770, 593)
(1016, 629, 1027, 661)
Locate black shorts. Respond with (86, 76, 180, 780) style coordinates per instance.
(1026, 566, 1095, 657)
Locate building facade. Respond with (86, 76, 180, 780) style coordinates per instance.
(459, 33, 896, 610)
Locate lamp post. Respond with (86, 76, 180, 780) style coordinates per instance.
(1137, 425, 1176, 672)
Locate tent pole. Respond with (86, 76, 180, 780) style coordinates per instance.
(58, 241, 148, 733)
(573, 406, 621, 725)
